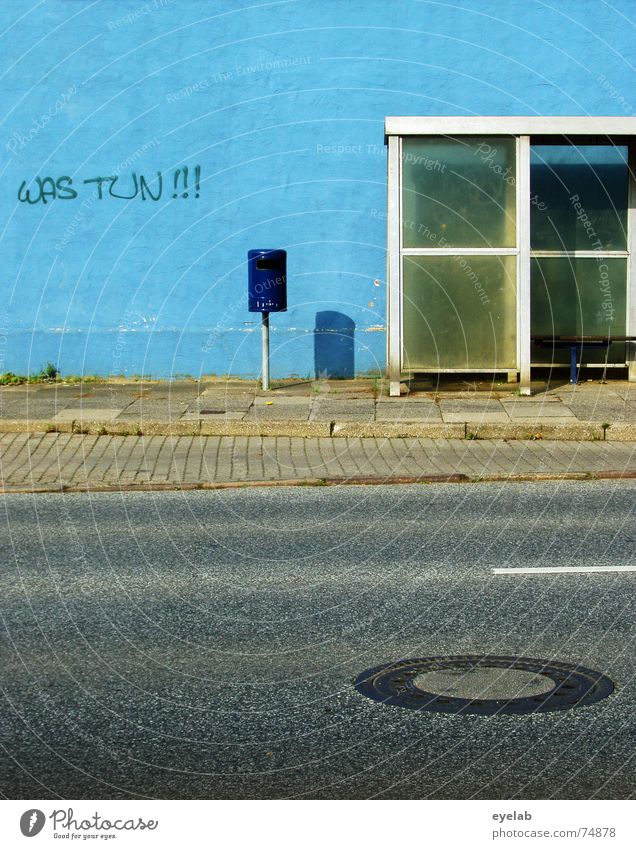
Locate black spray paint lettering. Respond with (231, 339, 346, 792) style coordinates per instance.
(83, 173, 163, 200)
(18, 176, 77, 204)
(172, 165, 200, 198)
(17, 167, 201, 204)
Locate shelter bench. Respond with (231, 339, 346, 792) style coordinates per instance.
(531, 335, 636, 384)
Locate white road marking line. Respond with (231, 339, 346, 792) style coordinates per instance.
(493, 565, 636, 574)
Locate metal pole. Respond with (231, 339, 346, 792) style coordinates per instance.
(570, 344, 578, 384)
(261, 310, 270, 390)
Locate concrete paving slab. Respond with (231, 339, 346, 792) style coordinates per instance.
(376, 410, 442, 422)
(199, 380, 259, 393)
(439, 400, 505, 412)
(116, 401, 190, 419)
(506, 405, 575, 418)
(614, 388, 636, 401)
(62, 386, 143, 395)
(567, 405, 636, 422)
(311, 401, 376, 422)
(443, 412, 510, 423)
(501, 396, 569, 405)
(312, 411, 375, 422)
(56, 398, 135, 410)
(188, 398, 252, 413)
(377, 395, 415, 403)
(0, 404, 65, 418)
(143, 382, 202, 393)
(313, 398, 375, 407)
(253, 396, 312, 405)
(504, 416, 581, 424)
(244, 406, 311, 421)
(556, 387, 625, 399)
(55, 408, 122, 422)
(181, 412, 245, 421)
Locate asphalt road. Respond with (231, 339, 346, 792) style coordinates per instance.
(1, 481, 636, 800)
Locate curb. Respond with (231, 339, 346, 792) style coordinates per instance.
(2, 470, 636, 495)
(1, 418, 636, 441)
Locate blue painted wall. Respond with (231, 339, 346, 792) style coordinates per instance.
(1, 0, 635, 378)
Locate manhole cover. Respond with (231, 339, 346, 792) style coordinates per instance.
(354, 655, 614, 715)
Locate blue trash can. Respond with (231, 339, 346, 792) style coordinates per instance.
(247, 249, 287, 313)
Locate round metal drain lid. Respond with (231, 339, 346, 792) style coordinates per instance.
(355, 655, 614, 716)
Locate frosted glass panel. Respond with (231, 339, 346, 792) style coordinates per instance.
(402, 137, 517, 249)
(531, 257, 626, 335)
(403, 256, 517, 369)
(531, 146, 627, 251)
(531, 257, 627, 363)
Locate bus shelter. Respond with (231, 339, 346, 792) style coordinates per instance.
(384, 117, 636, 395)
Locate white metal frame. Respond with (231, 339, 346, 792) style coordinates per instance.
(517, 136, 531, 394)
(387, 135, 402, 397)
(385, 117, 636, 136)
(385, 117, 636, 396)
(628, 143, 636, 381)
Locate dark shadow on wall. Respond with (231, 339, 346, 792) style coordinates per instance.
(314, 311, 355, 378)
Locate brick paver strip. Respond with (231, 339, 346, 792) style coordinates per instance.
(1, 434, 635, 491)
(0, 434, 32, 476)
(25, 433, 72, 483)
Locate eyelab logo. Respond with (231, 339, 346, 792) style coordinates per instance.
(20, 809, 45, 837)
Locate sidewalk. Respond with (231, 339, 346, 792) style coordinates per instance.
(2, 433, 634, 492)
(1, 376, 636, 441)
